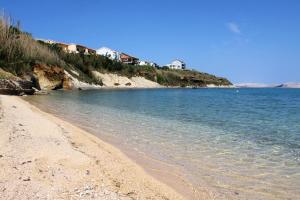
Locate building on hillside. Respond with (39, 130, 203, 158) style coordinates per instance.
(35, 38, 96, 55)
(120, 53, 139, 65)
(96, 47, 120, 61)
(138, 60, 150, 66)
(67, 44, 96, 55)
(67, 44, 78, 53)
(85, 47, 96, 55)
(36, 39, 69, 52)
(56, 42, 69, 52)
(138, 61, 159, 68)
(36, 38, 56, 44)
(166, 60, 186, 70)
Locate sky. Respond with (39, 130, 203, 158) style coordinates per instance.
(1, 0, 300, 84)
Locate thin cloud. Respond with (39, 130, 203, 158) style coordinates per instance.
(226, 22, 241, 34)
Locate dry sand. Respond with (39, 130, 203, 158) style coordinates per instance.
(0, 95, 185, 200)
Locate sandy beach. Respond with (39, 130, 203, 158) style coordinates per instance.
(0, 95, 185, 200)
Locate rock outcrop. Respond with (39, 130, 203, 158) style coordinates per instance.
(33, 65, 99, 90)
(0, 79, 35, 95)
(0, 66, 104, 95)
(33, 64, 65, 90)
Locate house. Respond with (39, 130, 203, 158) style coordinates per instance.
(67, 44, 78, 53)
(120, 53, 139, 65)
(36, 39, 69, 52)
(138, 60, 150, 66)
(166, 60, 186, 70)
(85, 47, 96, 55)
(96, 47, 120, 61)
(67, 44, 96, 55)
(138, 61, 159, 68)
(36, 38, 56, 44)
(35, 38, 96, 55)
(56, 42, 69, 52)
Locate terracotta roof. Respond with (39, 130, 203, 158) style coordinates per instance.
(120, 53, 138, 59)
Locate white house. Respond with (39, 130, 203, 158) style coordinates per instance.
(138, 61, 159, 68)
(166, 60, 186, 70)
(67, 44, 78, 53)
(96, 47, 120, 61)
(138, 60, 150, 66)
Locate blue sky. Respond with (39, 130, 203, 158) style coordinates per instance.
(1, 0, 300, 83)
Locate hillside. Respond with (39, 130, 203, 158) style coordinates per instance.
(0, 15, 232, 95)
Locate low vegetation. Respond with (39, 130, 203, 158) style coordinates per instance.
(155, 69, 231, 87)
(0, 15, 64, 76)
(0, 14, 231, 88)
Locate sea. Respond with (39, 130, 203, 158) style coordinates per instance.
(24, 88, 300, 199)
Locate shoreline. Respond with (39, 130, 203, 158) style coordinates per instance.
(22, 93, 214, 200)
(23, 89, 218, 200)
(0, 95, 187, 199)
(72, 121, 211, 200)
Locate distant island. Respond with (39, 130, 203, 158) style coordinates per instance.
(235, 83, 300, 88)
(0, 15, 232, 95)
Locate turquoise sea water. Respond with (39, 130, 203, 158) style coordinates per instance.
(25, 88, 300, 199)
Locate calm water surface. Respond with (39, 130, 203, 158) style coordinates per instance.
(25, 88, 300, 199)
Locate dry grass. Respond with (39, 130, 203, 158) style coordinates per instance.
(0, 13, 64, 74)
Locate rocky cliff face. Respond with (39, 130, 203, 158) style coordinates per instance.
(32, 64, 77, 90)
(33, 64, 65, 90)
(0, 65, 78, 95)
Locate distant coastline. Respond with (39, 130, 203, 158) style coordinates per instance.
(234, 82, 300, 88)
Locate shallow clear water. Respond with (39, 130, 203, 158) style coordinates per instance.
(25, 88, 300, 199)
